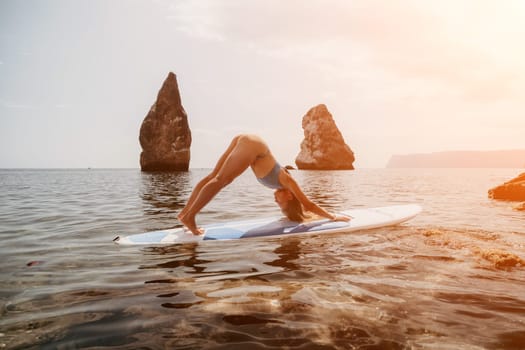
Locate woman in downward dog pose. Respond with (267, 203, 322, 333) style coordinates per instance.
(178, 134, 350, 235)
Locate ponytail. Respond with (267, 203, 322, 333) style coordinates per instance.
(282, 193, 308, 222)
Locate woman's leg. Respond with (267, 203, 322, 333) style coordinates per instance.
(178, 136, 241, 218)
(179, 138, 256, 234)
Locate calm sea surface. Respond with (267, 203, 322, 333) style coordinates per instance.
(0, 168, 524, 349)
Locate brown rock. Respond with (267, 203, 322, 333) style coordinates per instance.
(295, 104, 355, 170)
(139, 72, 192, 171)
(480, 249, 524, 269)
(488, 172, 525, 201)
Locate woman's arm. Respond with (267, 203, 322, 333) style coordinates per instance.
(279, 170, 350, 222)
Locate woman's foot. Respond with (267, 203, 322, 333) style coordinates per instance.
(178, 212, 204, 235)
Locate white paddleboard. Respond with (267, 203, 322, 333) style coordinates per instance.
(114, 204, 422, 245)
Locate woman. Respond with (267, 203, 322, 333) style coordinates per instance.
(178, 134, 350, 234)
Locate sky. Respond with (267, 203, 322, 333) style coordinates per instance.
(1, 0, 524, 168)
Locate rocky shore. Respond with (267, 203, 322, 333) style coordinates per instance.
(488, 172, 525, 210)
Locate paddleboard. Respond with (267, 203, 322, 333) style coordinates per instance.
(114, 204, 421, 245)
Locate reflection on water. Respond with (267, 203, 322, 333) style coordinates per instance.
(1, 168, 524, 349)
(299, 170, 352, 210)
(140, 171, 191, 215)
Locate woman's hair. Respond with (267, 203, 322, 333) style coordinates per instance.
(282, 192, 308, 222)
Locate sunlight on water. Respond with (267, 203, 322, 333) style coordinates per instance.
(0, 168, 523, 349)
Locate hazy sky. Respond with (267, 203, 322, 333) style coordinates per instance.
(1, 0, 524, 168)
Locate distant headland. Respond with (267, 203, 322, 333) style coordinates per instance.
(386, 150, 525, 168)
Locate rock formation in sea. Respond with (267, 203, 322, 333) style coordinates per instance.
(139, 72, 192, 171)
(295, 104, 355, 170)
(488, 172, 525, 201)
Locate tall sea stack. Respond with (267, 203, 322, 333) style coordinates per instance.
(139, 72, 192, 171)
(295, 104, 355, 170)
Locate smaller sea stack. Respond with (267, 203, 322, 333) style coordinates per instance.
(295, 104, 355, 170)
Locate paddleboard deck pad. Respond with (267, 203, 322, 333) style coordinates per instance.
(114, 204, 421, 245)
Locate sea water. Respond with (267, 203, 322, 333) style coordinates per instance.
(0, 168, 523, 349)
